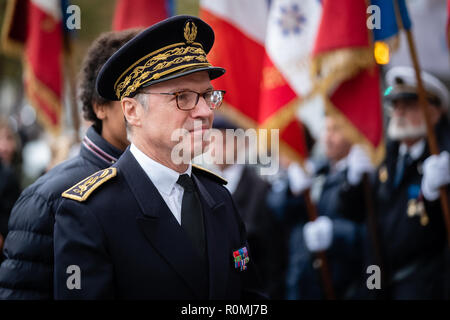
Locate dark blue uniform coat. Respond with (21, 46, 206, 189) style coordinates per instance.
(54, 149, 261, 299)
(0, 126, 122, 299)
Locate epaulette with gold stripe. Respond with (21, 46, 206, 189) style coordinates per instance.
(192, 164, 227, 185)
(62, 168, 117, 202)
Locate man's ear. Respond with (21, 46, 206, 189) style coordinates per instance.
(122, 97, 141, 128)
(93, 103, 107, 120)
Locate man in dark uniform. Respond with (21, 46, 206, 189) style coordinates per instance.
(338, 66, 450, 299)
(0, 29, 139, 300)
(284, 116, 366, 300)
(54, 16, 263, 300)
(201, 116, 285, 298)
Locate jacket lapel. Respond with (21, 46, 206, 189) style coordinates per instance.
(192, 173, 230, 299)
(117, 150, 208, 299)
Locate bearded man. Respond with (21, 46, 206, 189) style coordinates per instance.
(338, 66, 450, 299)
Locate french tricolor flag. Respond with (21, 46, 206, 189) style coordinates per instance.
(112, 0, 174, 30)
(200, 0, 316, 162)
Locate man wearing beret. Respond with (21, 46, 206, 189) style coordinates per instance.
(338, 66, 450, 299)
(54, 16, 263, 300)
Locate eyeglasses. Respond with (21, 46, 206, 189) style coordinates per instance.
(139, 89, 226, 111)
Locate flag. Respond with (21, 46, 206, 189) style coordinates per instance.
(259, 0, 322, 162)
(388, 0, 449, 79)
(2, 0, 64, 135)
(200, 0, 268, 128)
(201, 0, 310, 163)
(370, 0, 411, 64)
(327, 67, 385, 164)
(371, 0, 411, 43)
(25, 0, 64, 135)
(311, 0, 374, 95)
(312, 0, 384, 164)
(112, 0, 174, 30)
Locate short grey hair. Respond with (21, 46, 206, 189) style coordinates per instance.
(124, 92, 149, 140)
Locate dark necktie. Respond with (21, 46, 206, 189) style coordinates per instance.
(394, 152, 412, 188)
(177, 174, 206, 259)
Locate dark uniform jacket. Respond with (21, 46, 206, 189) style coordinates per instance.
(54, 149, 262, 299)
(0, 126, 123, 300)
(232, 166, 286, 299)
(338, 117, 450, 299)
(286, 164, 365, 300)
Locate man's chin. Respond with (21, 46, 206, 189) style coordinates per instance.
(191, 140, 210, 158)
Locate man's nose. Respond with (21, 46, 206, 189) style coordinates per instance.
(191, 96, 213, 119)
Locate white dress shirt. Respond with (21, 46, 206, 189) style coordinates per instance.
(130, 143, 191, 225)
(399, 138, 426, 161)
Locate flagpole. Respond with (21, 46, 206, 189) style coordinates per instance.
(63, 32, 80, 144)
(362, 173, 387, 295)
(394, 0, 450, 247)
(302, 190, 336, 300)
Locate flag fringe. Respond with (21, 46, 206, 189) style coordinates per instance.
(259, 97, 300, 132)
(311, 47, 375, 95)
(279, 140, 305, 165)
(324, 97, 385, 165)
(217, 103, 258, 129)
(24, 62, 62, 136)
(217, 103, 306, 164)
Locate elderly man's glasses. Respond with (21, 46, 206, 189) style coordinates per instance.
(139, 89, 226, 111)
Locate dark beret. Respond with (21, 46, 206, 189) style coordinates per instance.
(96, 15, 225, 101)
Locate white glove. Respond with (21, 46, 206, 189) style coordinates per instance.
(347, 145, 375, 186)
(421, 151, 450, 201)
(287, 162, 312, 195)
(303, 216, 333, 252)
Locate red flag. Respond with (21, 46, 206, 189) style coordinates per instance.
(312, 0, 384, 164)
(2, 0, 64, 135)
(311, 0, 374, 95)
(112, 0, 173, 30)
(200, 0, 308, 163)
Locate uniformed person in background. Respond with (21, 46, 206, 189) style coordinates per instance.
(338, 66, 450, 299)
(285, 116, 366, 300)
(0, 159, 20, 258)
(54, 16, 263, 299)
(0, 29, 140, 300)
(203, 115, 286, 299)
(0, 117, 21, 256)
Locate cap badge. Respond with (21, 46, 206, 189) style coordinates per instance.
(184, 21, 197, 44)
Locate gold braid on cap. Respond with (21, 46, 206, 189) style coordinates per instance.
(114, 21, 211, 100)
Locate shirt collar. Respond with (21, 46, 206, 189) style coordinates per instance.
(399, 138, 426, 161)
(130, 143, 191, 196)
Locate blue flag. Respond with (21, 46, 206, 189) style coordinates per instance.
(372, 0, 412, 41)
